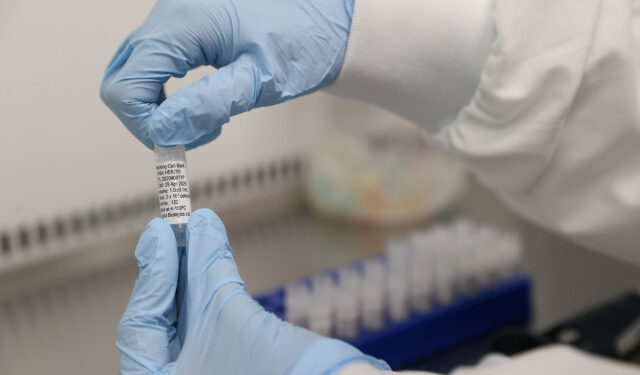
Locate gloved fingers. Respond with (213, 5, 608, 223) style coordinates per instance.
(185, 209, 246, 296)
(185, 209, 239, 278)
(145, 54, 266, 150)
(100, 32, 206, 149)
(117, 218, 179, 375)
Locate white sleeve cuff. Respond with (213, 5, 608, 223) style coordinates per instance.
(326, 0, 495, 132)
(338, 362, 440, 375)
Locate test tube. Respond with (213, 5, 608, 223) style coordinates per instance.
(335, 267, 361, 339)
(449, 220, 472, 294)
(386, 239, 410, 322)
(473, 226, 499, 287)
(285, 282, 311, 328)
(409, 231, 434, 312)
(308, 274, 335, 336)
(360, 259, 386, 331)
(498, 232, 522, 278)
(154, 145, 192, 247)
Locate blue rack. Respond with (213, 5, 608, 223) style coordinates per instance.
(255, 274, 532, 369)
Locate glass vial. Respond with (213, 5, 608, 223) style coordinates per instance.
(154, 145, 192, 247)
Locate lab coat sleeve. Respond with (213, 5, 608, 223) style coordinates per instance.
(337, 345, 640, 375)
(326, 0, 495, 134)
(328, 0, 640, 266)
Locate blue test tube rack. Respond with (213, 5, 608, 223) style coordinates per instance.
(254, 269, 532, 369)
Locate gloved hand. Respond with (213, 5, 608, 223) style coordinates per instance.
(118, 208, 389, 374)
(100, 0, 353, 150)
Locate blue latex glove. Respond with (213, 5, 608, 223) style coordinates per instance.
(118, 209, 389, 374)
(100, 0, 353, 150)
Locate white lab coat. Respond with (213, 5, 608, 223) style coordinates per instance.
(327, 0, 640, 373)
(340, 346, 640, 375)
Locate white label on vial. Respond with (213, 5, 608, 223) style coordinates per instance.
(156, 161, 192, 225)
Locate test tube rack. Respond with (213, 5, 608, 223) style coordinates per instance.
(256, 269, 531, 369)
(254, 221, 533, 369)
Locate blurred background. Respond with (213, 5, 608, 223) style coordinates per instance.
(1, 1, 639, 374)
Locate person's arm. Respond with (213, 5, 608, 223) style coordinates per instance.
(100, 0, 493, 150)
(430, 0, 640, 266)
(332, 0, 640, 266)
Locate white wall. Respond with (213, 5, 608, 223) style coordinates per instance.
(0, 0, 345, 228)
